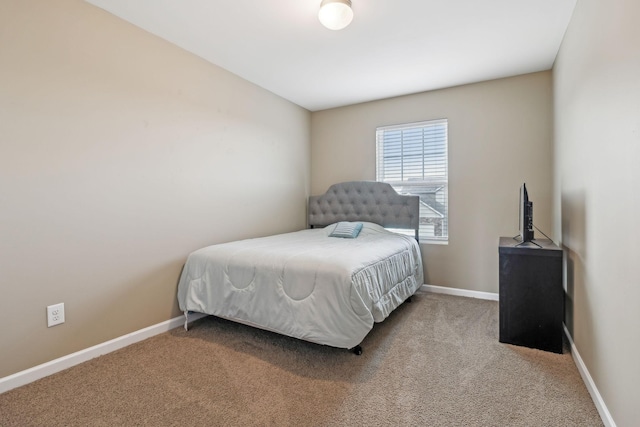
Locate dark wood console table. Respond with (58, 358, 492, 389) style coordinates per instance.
(498, 237, 563, 353)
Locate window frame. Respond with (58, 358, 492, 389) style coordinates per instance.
(375, 118, 449, 244)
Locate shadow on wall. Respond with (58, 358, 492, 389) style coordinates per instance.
(560, 190, 588, 340)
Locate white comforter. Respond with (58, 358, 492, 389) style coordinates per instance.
(177, 222, 423, 349)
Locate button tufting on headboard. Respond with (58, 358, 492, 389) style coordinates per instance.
(308, 181, 420, 234)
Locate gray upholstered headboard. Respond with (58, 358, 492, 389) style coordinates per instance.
(308, 181, 420, 239)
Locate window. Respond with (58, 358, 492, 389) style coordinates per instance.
(376, 119, 448, 243)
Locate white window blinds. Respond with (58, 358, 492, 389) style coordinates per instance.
(376, 119, 448, 242)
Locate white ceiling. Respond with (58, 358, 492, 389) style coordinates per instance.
(85, 0, 577, 112)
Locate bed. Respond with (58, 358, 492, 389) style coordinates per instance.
(177, 181, 423, 354)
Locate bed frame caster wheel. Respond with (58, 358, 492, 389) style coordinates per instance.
(351, 345, 363, 355)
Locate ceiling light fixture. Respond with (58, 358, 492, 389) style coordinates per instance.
(318, 0, 353, 31)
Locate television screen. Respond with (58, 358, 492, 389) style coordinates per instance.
(519, 183, 534, 242)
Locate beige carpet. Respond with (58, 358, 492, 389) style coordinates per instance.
(0, 291, 602, 426)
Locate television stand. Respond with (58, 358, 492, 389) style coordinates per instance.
(498, 237, 563, 353)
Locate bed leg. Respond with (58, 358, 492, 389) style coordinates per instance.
(351, 345, 363, 356)
(184, 311, 189, 332)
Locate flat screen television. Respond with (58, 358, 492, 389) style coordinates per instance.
(518, 183, 534, 243)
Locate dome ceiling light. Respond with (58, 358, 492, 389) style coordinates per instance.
(318, 0, 354, 31)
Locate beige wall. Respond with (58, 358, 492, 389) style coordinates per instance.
(311, 72, 554, 293)
(553, 0, 640, 425)
(0, 0, 310, 378)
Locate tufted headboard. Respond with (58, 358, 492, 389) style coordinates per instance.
(308, 181, 420, 240)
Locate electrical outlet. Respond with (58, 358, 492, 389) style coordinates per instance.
(47, 303, 65, 327)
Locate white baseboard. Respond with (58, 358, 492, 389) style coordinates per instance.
(563, 325, 616, 427)
(0, 312, 207, 394)
(421, 284, 499, 301)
